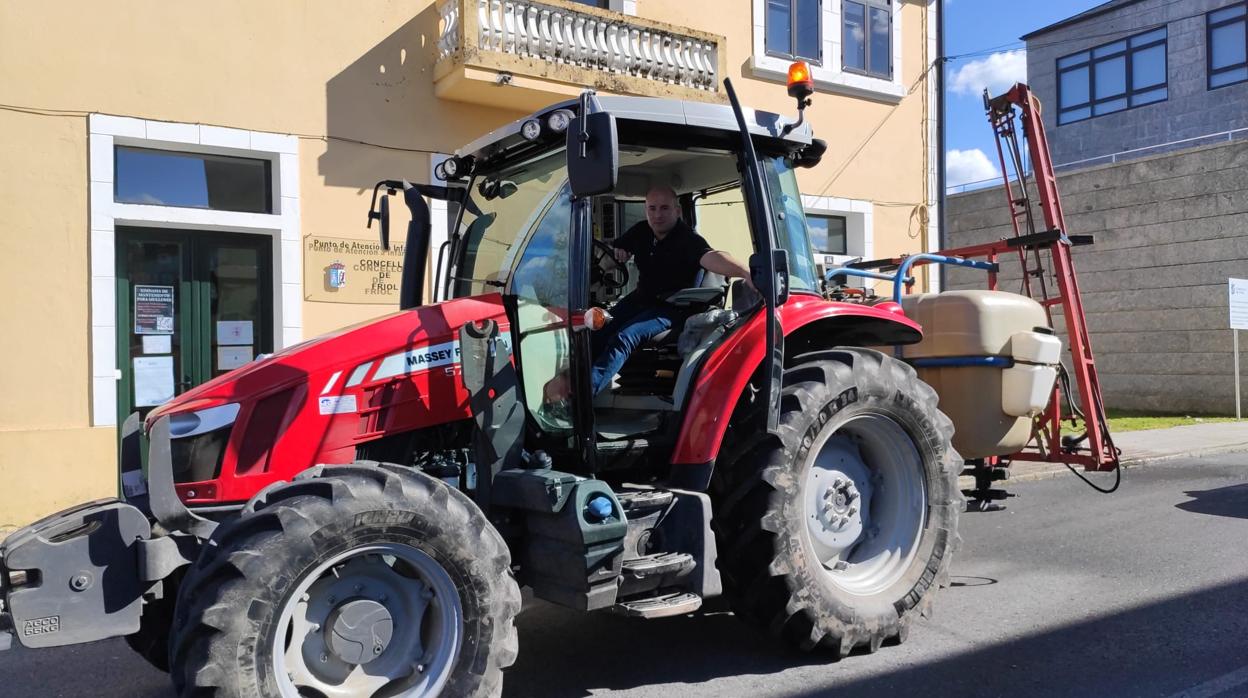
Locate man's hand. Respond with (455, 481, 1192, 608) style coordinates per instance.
(613, 247, 631, 263)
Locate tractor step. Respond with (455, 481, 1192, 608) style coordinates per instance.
(619, 552, 696, 596)
(616, 489, 674, 513)
(612, 591, 702, 619)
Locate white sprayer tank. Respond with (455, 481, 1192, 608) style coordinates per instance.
(898, 290, 1062, 459)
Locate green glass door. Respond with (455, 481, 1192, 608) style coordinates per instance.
(115, 227, 273, 422)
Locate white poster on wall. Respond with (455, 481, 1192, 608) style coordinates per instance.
(217, 345, 253, 371)
(217, 320, 254, 346)
(133, 356, 175, 407)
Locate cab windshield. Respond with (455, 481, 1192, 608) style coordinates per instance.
(450, 149, 568, 299)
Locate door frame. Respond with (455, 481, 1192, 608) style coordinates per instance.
(88, 114, 302, 428)
(114, 227, 275, 423)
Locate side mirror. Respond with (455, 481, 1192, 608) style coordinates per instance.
(367, 180, 402, 251)
(567, 111, 618, 199)
(750, 249, 791, 306)
(378, 195, 391, 251)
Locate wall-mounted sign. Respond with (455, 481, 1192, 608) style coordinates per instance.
(134, 285, 175, 335)
(304, 236, 407, 304)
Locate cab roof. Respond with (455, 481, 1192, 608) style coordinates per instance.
(456, 95, 813, 164)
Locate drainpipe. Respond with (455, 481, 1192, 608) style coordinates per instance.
(936, 0, 947, 292)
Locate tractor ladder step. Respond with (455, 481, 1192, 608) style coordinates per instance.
(618, 552, 696, 597)
(612, 591, 703, 619)
(616, 489, 674, 513)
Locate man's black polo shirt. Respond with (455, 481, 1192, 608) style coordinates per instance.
(613, 219, 712, 300)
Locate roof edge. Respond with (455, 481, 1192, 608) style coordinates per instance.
(1021, 0, 1148, 41)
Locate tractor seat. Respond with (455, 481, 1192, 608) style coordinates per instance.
(614, 271, 727, 395)
(639, 270, 727, 347)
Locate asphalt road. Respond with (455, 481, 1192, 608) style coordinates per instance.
(3, 453, 1247, 698)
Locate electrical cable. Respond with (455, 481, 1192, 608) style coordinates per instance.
(0, 103, 447, 155)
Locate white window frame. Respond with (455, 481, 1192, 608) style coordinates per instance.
(802, 194, 874, 282)
(88, 114, 303, 427)
(607, 0, 637, 14)
(751, 0, 906, 102)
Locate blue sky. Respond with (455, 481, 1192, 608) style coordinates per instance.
(944, 0, 1105, 188)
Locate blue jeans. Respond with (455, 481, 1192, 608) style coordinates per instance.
(590, 293, 681, 395)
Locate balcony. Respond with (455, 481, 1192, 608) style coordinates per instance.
(435, 0, 727, 112)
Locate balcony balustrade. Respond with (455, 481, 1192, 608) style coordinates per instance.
(434, 0, 727, 111)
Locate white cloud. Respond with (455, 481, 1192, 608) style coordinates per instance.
(949, 49, 1027, 98)
(946, 148, 1000, 188)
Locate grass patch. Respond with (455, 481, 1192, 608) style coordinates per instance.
(1072, 409, 1239, 434)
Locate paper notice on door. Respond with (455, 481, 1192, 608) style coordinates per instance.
(142, 335, 172, 354)
(217, 345, 253, 371)
(133, 356, 175, 407)
(216, 321, 254, 346)
(134, 285, 175, 335)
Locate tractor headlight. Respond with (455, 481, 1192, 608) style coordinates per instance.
(169, 403, 241, 439)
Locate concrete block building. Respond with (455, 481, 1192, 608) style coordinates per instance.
(946, 0, 1248, 415)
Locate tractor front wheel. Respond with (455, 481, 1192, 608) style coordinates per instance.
(714, 348, 962, 656)
(169, 462, 520, 697)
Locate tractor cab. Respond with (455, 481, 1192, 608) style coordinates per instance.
(363, 90, 832, 485)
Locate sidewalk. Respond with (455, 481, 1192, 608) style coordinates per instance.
(1004, 420, 1248, 483)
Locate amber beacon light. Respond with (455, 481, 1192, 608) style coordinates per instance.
(787, 61, 814, 99)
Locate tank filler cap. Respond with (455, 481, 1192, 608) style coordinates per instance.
(585, 495, 615, 522)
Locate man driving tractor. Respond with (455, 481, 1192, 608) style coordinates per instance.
(547, 185, 754, 402)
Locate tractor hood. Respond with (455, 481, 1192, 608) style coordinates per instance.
(145, 293, 509, 430)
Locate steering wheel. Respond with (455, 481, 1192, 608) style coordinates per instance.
(591, 239, 630, 291)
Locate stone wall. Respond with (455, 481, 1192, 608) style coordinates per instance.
(945, 139, 1248, 415)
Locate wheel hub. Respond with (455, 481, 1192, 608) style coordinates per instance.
(274, 547, 463, 698)
(802, 414, 928, 596)
(326, 599, 394, 665)
(818, 477, 860, 531)
(805, 437, 872, 563)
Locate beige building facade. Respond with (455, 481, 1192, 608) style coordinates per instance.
(0, 0, 939, 530)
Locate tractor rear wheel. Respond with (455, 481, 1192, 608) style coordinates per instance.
(714, 348, 962, 656)
(169, 462, 520, 697)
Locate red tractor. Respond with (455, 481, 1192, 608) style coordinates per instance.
(0, 77, 973, 697)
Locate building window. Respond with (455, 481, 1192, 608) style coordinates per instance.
(1209, 3, 1248, 89)
(569, 0, 609, 7)
(1056, 28, 1167, 125)
(807, 214, 848, 254)
(843, 0, 891, 78)
(115, 146, 273, 214)
(766, 0, 822, 64)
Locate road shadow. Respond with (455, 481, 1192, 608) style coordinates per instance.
(787, 578, 1248, 698)
(1176, 482, 1248, 520)
(505, 579, 1248, 698)
(503, 597, 829, 698)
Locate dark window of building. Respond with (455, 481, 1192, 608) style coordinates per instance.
(569, 0, 610, 7)
(115, 147, 273, 214)
(806, 214, 848, 254)
(1056, 27, 1167, 125)
(1209, 3, 1248, 89)
(767, 0, 822, 64)
(843, 0, 892, 78)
